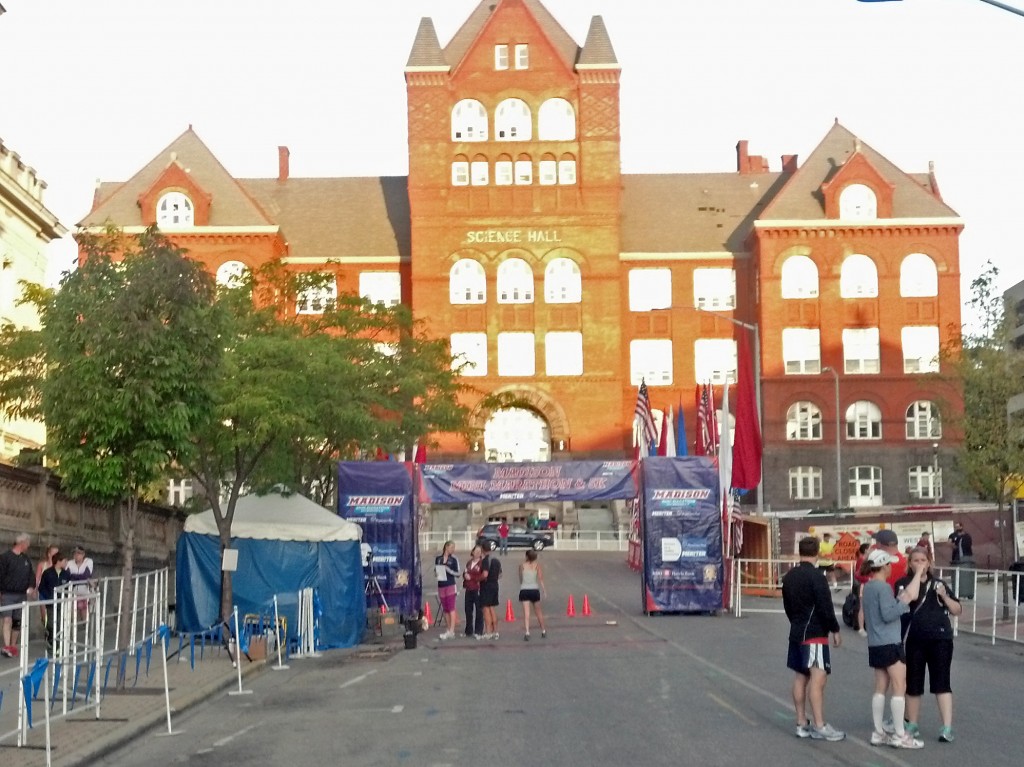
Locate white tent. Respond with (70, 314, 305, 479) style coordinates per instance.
(183, 492, 361, 542)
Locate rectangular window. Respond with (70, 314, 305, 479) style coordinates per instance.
(514, 160, 532, 185)
(495, 161, 513, 186)
(782, 328, 821, 374)
(843, 328, 880, 374)
(515, 44, 529, 69)
(630, 339, 673, 386)
(296, 275, 337, 315)
(902, 326, 940, 373)
(693, 268, 736, 311)
(628, 268, 672, 311)
(545, 332, 583, 376)
(498, 332, 535, 376)
(538, 160, 557, 186)
(694, 338, 737, 385)
(788, 467, 822, 500)
(558, 160, 577, 185)
(168, 479, 194, 507)
(471, 161, 489, 186)
(494, 44, 509, 70)
(451, 161, 469, 186)
(358, 272, 401, 307)
(450, 333, 488, 377)
(908, 466, 942, 500)
(849, 465, 883, 507)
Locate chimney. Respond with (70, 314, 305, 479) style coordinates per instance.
(736, 140, 749, 173)
(781, 154, 799, 173)
(278, 146, 290, 182)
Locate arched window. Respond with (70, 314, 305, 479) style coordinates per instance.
(538, 153, 557, 186)
(558, 152, 577, 185)
(839, 183, 877, 220)
(471, 153, 489, 186)
(906, 401, 941, 440)
(495, 98, 532, 141)
(497, 258, 534, 303)
(451, 99, 488, 142)
(538, 98, 575, 140)
(157, 192, 193, 227)
(846, 400, 882, 440)
(495, 154, 513, 186)
(544, 258, 581, 303)
(840, 254, 878, 298)
(900, 253, 938, 297)
(449, 259, 486, 304)
(781, 255, 819, 298)
(786, 402, 823, 441)
(216, 260, 249, 288)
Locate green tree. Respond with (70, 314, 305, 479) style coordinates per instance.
(947, 261, 1024, 573)
(42, 228, 223, 682)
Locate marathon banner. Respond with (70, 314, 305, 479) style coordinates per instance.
(417, 460, 639, 504)
(337, 462, 421, 616)
(641, 457, 723, 613)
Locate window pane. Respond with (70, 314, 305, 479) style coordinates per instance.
(839, 184, 877, 220)
(840, 254, 878, 298)
(515, 160, 533, 185)
(450, 259, 486, 304)
(296, 274, 337, 315)
(786, 402, 822, 440)
(495, 161, 513, 186)
(781, 255, 819, 298)
(843, 328, 880, 374)
(902, 326, 939, 373)
(544, 258, 581, 303)
(539, 160, 557, 186)
(451, 332, 488, 376)
(545, 332, 583, 376)
(694, 339, 737, 385)
(782, 328, 821, 374)
(452, 161, 469, 186)
(497, 258, 534, 304)
(498, 332, 535, 376)
(693, 268, 736, 310)
(629, 269, 672, 311)
(630, 339, 673, 386)
(471, 161, 489, 186)
(515, 44, 529, 69)
(359, 272, 401, 307)
(558, 160, 576, 185)
(900, 253, 938, 297)
(494, 45, 509, 70)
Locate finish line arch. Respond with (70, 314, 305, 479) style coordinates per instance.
(337, 458, 723, 618)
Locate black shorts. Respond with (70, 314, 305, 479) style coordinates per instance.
(905, 637, 954, 695)
(786, 640, 831, 676)
(818, 565, 836, 573)
(868, 643, 906, 670)
(1, 592, 26, 630)
(519, 589, 541, 603)
(480, 585, 499, 607)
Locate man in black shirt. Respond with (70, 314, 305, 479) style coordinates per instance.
(947, 522, 973, 566)
(0, 532, 36, 658)
(781, 536, 845, 742)
(38, 550, 70, 649)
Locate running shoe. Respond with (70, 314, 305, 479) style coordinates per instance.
(491, 632, 499, 641)
(0, 646, 13, 658)
(904, 722, 920, 738)
(882, 717, 896, 734)
(524, 633, 530, 641)
(6, 646, 18, 658)
(810, 723, 846, 741)
(438, 631, 454, 640)
(870, 731, 889, 746)
(939, 726, 955, 743)
(541, 630, 547, 638)
(795, 723, 812, 739)
(890, 732, 924, 749)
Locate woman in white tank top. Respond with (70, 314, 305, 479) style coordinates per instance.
(518, 550, 547, 640)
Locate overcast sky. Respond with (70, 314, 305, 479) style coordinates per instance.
(2, 0, 1022, 304)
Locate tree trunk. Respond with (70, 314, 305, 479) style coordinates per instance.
(998, 495, 1011, 620)
(115, 497, 137, 689)
(219, 532, 233, 626)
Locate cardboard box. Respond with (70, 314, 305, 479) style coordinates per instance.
(247, 635, 267, 661)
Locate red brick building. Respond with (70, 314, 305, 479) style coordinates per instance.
(80, 0, 965, 512)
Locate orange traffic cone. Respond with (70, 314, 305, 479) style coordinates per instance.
(505, 599, 516, 622)
(582, 594, 592, 617)
(567, 594, 576, 617)
(424, 601, 433, 625)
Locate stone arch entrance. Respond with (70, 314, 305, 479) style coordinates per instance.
(470, 385, 570, 457)
(483, 407, 550, 462)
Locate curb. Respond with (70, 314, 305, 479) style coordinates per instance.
(54, 660, 269, 767)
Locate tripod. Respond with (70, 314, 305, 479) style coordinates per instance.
(364, 570, 389, 613)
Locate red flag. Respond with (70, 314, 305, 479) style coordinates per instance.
(656, 408, 668, 456)
(414, 441, 427, 464)
(730, 332, 762, 490)
(374, 447, 387, 461)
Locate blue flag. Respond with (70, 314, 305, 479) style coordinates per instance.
(676, 397, 688, 456)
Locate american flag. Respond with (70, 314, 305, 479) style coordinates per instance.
(634, 379, 657, 451)
(695, 382, 719, 456)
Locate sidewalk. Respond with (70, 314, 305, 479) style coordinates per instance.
(1, 641, 266, 767)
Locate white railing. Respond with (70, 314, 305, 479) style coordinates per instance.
(418, 528, 629, 553)
(730, 558, 1024, 645)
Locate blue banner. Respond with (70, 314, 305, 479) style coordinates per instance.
(417, 460, 638, 504)
(337, 462, 421, 617)
(641, 457, 722, 613)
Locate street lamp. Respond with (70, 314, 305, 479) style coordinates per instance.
(822, 366, 842, 508)
(694, 307, 762, 515)
(932, 441, 942, 503)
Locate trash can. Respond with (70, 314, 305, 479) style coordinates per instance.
(403, 630, 417, 649)
(954, 562, 976, 600)
(1009, 561, 1024, 604)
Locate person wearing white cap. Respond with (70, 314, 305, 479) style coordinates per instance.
(861, 548, 927, 749)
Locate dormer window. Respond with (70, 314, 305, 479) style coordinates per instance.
(157, 192, 194, 227)
(495, 45, 509, 70)
(839, 183, 877, 220)
(515, 44, 529, 70)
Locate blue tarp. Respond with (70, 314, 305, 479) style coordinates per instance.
(641, 457, 723, 613)
(175, 534, 364, 649)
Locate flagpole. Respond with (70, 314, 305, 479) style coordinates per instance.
(695, 308, 763, 515)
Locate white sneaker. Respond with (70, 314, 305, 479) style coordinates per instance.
(438, 631, 453, 640)
(870, 731, 888, 746)
(809, 723, 845, 742)
(882, 717, 896, 735)
(890, 732, 924, 749)
(795, 723, 812, 738)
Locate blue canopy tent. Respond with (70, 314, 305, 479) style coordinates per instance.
(176, 492, 365, 649)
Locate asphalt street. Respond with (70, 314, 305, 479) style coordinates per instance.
(100, 551, 1023, 766)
